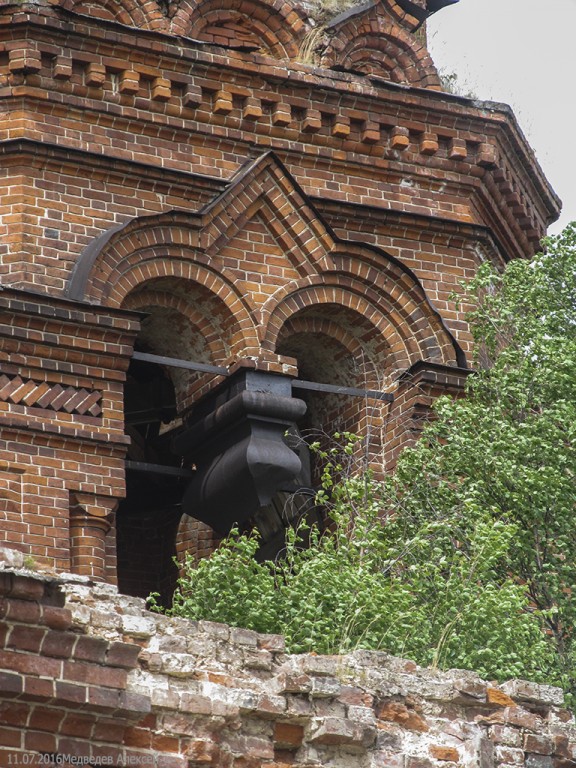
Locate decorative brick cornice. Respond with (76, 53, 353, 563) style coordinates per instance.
(0, 11, 559, 257)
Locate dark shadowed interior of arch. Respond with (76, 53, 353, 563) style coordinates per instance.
(276, 305, 388, 440)
(117, 279, 309, 601)
(275, 303, 395, 500)
(277, 331, 358, 436)
(117, 295, 395, 598)
(116, 354, 184, 603)
(116, 295, 220, 603)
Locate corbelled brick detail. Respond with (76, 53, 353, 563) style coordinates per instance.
(0, 557, 574, 768)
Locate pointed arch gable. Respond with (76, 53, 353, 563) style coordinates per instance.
(66, 151, 464, 372)
(67, 153, 336, 304)
(197, 152, 336, 267)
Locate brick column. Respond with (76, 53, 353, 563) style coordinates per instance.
(70, 493, 118, 582)
(384, 362, 471, 470)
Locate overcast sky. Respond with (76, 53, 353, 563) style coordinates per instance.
(428, 0, 576, 235)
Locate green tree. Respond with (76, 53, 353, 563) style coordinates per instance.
(152, 223, 576, 700)
(391, 222, 576, 694)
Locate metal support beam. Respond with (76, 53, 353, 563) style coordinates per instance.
(125, 460, 195, 478)
(292, 379, 393, 403)
(131, 351, 394, 402)
(132, 351, 228, 376)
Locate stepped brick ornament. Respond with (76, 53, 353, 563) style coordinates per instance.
(0, 0, 560, 592)
(0, 374, 102, 417)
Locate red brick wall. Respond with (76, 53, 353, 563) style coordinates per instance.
(0, 292, 139, 577)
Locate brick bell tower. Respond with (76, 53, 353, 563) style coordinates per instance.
(0, 0, 560, 593)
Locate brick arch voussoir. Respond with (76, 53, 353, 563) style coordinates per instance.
(354, 281, 447, 363)
(262, 283, 428, 371)
(181, 10, 279, 56)
(278, 315, 393, 385)
(170, 0, 303, 57)
(327, 248, 461, 363)
(74, 217, 205, 304)
(122, 289, 230, 364)
(255, 200, 329, 277)
(342, 42, 421, 83)
(279, 316, 370, 359)
(323, 17, 440, 88)
(59, 0, 166, 30)
(384, 0, 421, 30)
(78, 215, 216, 293)
(96, 256, 260, 356)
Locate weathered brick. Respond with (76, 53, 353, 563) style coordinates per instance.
(156, 755, 188, 768)
(55, 680, 88, 706)
(62, 660, 127, 689)
(28, 707, 65, 733)
(74, 635, 108, 664)
(41, 630, 77, 658)
(0, 573, 44, 601)
(41, 606, 73, 631)
(186, 739, 217, 764)
(308, 717, 367, 746)
(526, 757, 553, 768)
(525, 734, 554, 755)
(117, 691, 152, 714)
(375, 700, 429, 732)
(487, 687, 516, 707)
(274, 722, 304, 749)
(106, 641, 141, 669)
(429, 745, 459, 762)
(0, 672, 23, 698)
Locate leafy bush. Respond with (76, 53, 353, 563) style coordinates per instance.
(151, 223, 576, 700)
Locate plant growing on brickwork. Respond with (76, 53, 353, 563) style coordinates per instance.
(154, 223, 576, 702)
(438, 68, 477, 98)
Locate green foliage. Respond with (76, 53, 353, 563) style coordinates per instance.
(153, 223, 576, 700)
(438, 69, 478, 99)
(391, 222, 576, 696)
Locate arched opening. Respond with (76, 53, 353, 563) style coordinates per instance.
(117, 278, 233, 601)
(276, 304, 393, 470)
(172, 0, 303, 59)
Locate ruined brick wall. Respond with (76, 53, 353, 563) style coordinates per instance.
(0, 552, 575, 768)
